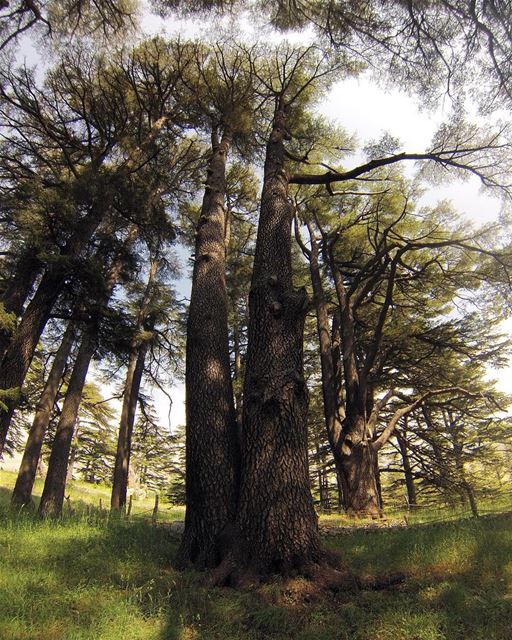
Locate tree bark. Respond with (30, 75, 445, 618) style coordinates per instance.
(11, 320, 76, 507)
(229, 106, 320, 578)
(177, 128, 239, 568)
(0, 246, 42, 362)
(339, 433, 382, 515)
(0, 205, 105, 454)
(397, 428, 417, 507)
(110, 339, 148, 511)
(38, 328, 96, 517)
(327, 253, 382, 516)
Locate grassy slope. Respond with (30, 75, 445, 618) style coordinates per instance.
(1, 473, 511, 640)
(0, 469, 185, 523)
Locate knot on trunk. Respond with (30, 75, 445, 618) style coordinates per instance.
(270, 301, 283, 316)
(282, 286, 309, 315)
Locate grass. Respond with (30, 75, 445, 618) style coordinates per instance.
(0, 472, 511, 639)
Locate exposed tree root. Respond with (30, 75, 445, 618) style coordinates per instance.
(203, 544, 406, 591)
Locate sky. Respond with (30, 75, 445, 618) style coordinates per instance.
(135, 6, 511, 429)
(10, 3, 510, 434)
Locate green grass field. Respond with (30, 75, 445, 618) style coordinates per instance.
(1, 470, 511, 640)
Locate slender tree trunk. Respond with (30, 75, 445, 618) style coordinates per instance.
(453, 440, 479, 516)
(38, 329, 96, 517)
(397, 429, 417, 507)
(464, 483, 479, 517)
(177, 128, 239, 568)
(37, 225, 135, 517)
(0, 247, 42, 361)
(11, 320, 76, 507)
(0, 205, 105, 454)
(110, 341, 148, 511)
(111, 252, 156, 513)
(228, 106, 319, 579)
(336, 471, 345, 512)
(66, 430, 79, 484)
(305, 224, 352, 508)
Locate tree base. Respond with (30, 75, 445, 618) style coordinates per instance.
(205, 547, 405, 592)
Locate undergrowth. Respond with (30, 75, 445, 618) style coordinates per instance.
(1, 483, 511, 639)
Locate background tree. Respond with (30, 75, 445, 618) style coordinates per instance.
(295, 179, 511, 514)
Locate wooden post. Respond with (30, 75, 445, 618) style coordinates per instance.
(127, 494, 133, 518)
(152, 493, 159, 525)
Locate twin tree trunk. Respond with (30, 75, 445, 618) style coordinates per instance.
(177, 128, 239, 568)
(181, 108, 320, 579)
(11, 320, 77, 507)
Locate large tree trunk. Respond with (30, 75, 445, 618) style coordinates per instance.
(38, 329, 96, 517)
(338, 418, 382, 516)
(0, 205, 105, 454)
(0, 247, 42, 361)
(325, 253, 382, 516)
(177, 128, 239, 568)
(224, 107, 319, 580)
(11, 320, 77, 508)
(110, 340, 148, 511)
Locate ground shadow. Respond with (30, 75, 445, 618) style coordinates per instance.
(2, 499, 511, 640)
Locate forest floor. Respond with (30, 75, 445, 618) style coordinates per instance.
(1, 470, 511, 640)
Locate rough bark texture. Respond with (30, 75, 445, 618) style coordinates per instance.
(176, 129, 239, 569)
(339, 433, 381, 515)
(328, 255, 382, 516)
(38, 329, 96, 517)
(229, 107, 320, 578)
(11, 320, 76, 508)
